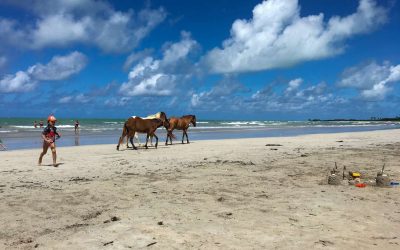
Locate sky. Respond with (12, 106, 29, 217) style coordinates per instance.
(0, 0, 399, 120)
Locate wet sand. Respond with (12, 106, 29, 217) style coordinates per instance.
(0, 129, 399, 249)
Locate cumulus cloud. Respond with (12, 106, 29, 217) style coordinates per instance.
(0, 71, 36, 93)
(191, 77, 346, 114)
(204, 0, 387, 73)
(58, 93, 91, 104)
(0, 0, 166, 53)
(338, 61, 400, 100)
(104, 97, 132, 107)
(123, 49, 153, 71)
(0, 51, 87, 93)
(119, 32, 198, 96)
(285, 78, 303, 96)
(28, 51, 87, 80)
(251, 80, 336, 111)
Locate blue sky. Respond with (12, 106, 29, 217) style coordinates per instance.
(0, 0, 399, 120)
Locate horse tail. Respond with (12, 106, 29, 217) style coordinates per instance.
(124, 121, 129, 136)
(169, 132, 176, 139)
(117, 120, 129, 150)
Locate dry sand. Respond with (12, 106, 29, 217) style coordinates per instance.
(0, 129, 399, 249)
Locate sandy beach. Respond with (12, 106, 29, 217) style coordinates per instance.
(0, 129, 399, 249)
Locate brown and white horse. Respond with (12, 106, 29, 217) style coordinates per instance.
(117, 112, 169, 150)
(127, 112, 166, 147)
(166, 115, 196, 145)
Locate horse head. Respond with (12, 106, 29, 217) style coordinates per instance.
(191, 115, 197, 127)
(158, 112, 169, 128)
(163, 118, 170, 129)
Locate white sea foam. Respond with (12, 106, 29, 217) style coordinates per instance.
(0, 130, 17, 133)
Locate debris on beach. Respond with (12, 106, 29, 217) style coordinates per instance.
(103, 216, 120, 223)
(265, 144, 283, 146)
(103, 241, 114, 246)
(146, 242, 157, 247)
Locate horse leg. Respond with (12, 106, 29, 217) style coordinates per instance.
(181, 131, 185, 144)
(185, 130, 190, 144)
(129, 136, 137, 150)
(165, 131, 170, 145)
(126, 134, 131, 148)
(153, 133, 158, 148)
(144, 132, 149, 149)
(129, 130, 137, 150)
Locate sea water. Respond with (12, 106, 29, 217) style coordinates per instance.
(0, 118, 399, 150)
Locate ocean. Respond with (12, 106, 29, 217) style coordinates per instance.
(0, 118, 399, 150)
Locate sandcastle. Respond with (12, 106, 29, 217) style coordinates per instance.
(327, 163, 342, 185)
(376, 164, 391, 187)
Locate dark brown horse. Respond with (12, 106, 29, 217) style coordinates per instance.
(166, 115, 196, 145)
(117, 112, 169, 150)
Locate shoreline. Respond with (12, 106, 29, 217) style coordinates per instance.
(1, 125, 399, 151)
(1, 129, 400, 249)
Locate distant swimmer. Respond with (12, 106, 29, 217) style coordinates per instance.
(38, 115, 61, 167)
(74, 120, 80, 134)
(39, 120, 44, 128)
(34, 120, 37, 128)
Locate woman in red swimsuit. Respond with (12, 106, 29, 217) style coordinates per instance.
(38, 115, 61, 167)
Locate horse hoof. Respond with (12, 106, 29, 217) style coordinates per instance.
(133, 147, 137, 150)
(116, 146, 119, 151)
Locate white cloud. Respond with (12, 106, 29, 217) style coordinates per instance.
(0, 71, 36, 93)
(190, 77, 342, 113)
(28, 51, 87, 80)
(104, 97, 132, 107)
(119, 32, 198, 96)
(285, 78, 303, 95)
(338, 61, 400, 100)
(123, 49, 153, 71)
(31, 14, 89, 48)
(0, 0, 166, 53)
(58, 96, 73, 104)
(0, 51, 87, 93)
(58, 93, 91, 104)
(204, 0, 387, 73)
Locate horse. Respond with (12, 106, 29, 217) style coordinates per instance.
(117, 112, 168, 150)
(117, 116, 169, 150)
(126, 112, 165, 147)
(165, 115, 196, 145)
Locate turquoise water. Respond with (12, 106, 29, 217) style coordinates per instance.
(1, 118, 399, 150)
